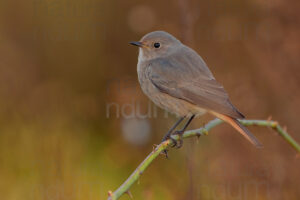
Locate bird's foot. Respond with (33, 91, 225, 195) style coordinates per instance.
(170, 130, 184, 148)
(160, 129, 184, 158)
(161, 134, 178, 159)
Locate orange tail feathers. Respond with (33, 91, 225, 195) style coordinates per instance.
(211, 111, 263, 148)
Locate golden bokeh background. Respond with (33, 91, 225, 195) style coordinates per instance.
(0, 0, 299, 199)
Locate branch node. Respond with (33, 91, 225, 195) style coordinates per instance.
(163, 139, 171, 147)
(202, 129, 209, 135)
(108, 190, 113, 197)
(271, 121, 278, 128)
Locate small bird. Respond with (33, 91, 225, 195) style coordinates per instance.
(130, 31, 262, 149)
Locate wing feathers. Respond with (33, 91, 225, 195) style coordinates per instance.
(147, 46, 244, 119)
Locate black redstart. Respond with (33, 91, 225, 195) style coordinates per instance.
(130, 31, 262, 149)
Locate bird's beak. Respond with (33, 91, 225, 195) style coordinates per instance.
(129, 41, 145, 47)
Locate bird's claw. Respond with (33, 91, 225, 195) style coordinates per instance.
(161, 135, 177, 159)
(160, 130, 184, 158)
(171, 130, 184, 148)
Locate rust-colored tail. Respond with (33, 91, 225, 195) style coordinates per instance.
(211, 112, 263, 148)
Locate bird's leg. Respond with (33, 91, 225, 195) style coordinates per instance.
(161, 117, 185, 142)
(172, 115, 195, 148)
(161, 117, 185, 158)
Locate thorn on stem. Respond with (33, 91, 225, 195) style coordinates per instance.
(196, 132, 201, 140)
(283, 126, 287, 132)
(267, 115, 272, 121)
(126, 190, 133, 199)
(152, 144, 158, 151)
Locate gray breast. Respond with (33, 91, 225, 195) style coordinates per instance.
(137, 60, 206, 117)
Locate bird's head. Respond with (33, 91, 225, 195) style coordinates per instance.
(130, 31, 182, 60)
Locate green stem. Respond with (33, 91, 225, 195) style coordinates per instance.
(107, 118, 300, 200)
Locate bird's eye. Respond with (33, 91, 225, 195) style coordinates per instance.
(153, 42, 160, 48)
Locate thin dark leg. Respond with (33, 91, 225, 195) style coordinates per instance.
(173, 115, 195, 148)
(160, 115, 195, 158)
(161, 116, 185, 159)
(161, 116, 185, 142)
(181, 115, 195, 132)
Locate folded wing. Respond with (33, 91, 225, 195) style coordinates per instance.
(147, 46, 244, 119)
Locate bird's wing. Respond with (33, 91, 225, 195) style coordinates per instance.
(147, 46, 244, 119)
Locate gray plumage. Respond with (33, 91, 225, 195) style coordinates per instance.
(131, 31, 262, 147)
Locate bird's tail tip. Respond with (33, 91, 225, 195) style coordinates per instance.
(211, 112, 263, 148)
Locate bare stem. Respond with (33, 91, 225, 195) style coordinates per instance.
(107, 118, 300, 200)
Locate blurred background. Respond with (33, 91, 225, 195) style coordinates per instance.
(0, 0, 299, 199)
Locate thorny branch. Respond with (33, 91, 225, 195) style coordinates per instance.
(107, 118, 300, 200)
